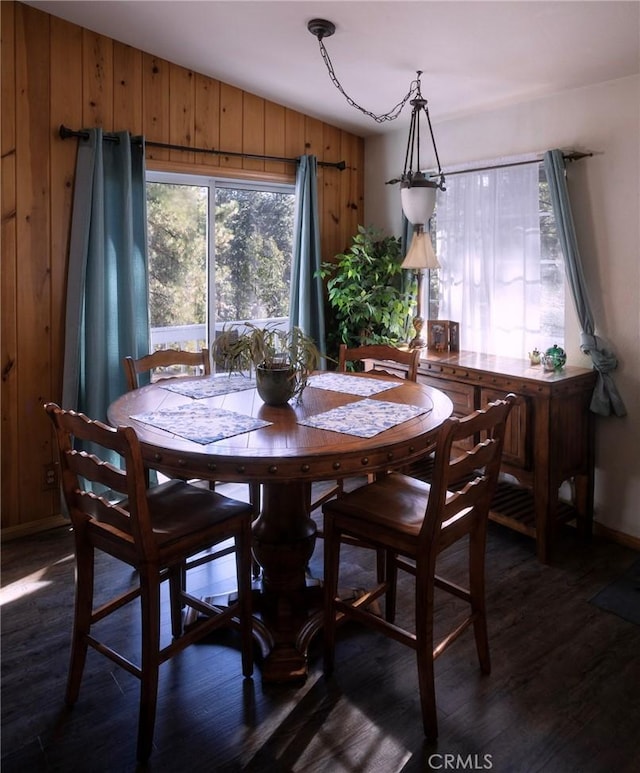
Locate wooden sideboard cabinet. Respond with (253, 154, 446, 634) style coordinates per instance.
(368, 350, 597, 563)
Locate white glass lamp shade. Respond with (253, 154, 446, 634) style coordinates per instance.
(400, 178, 437, 225)
(401, 228, 440, 270)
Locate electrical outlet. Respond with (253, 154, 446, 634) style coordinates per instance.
(43, 463, 59, 490)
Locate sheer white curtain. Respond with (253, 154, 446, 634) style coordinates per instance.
(436, 163, 541, 357)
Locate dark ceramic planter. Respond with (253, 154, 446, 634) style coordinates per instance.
(255, 364, 296, 405)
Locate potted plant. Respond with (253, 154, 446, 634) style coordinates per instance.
(212, 322, 322, 405)
(317, 225, 416, 362)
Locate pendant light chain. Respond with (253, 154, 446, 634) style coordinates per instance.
(316, 36, 419, 124)
(308, 18, 445, 191)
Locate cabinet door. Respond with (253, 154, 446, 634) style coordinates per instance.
(480, 388, 530, 469)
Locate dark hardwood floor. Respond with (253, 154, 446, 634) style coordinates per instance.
(2, 482, 639, 772)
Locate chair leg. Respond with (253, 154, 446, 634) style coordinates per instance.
(249, 482, 261, 516)
(66, 544, 95, 705)
(137, 569, 162, 763)
(415, 574, 438, 741)
(384, 549, 398, 623)
(375, 548, 386, 584)
(168, 565, 185, 638)
(323, 516, 340, 676)
(236, 523, 254, 678)
(416, 647, 439, 741)
(250, 483, 262, 579)
(469, 528, 491, 674)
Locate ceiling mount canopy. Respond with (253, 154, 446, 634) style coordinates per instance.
(307, 18, 445, 226)
(307, 18, 335, 40)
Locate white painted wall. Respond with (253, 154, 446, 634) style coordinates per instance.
(364, 75, 640, 541)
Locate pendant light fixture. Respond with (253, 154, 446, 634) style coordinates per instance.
(308, 18, 445, 348)
(399, 71, 446, 225)
(307, 18, 446, 222)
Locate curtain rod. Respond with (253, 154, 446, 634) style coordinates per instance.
(437, 151, 592, 178)
(386, 150, 592, 185)
(58, 125, 347, 171)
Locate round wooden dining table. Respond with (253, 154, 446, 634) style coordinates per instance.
(108, 371, 453, 682)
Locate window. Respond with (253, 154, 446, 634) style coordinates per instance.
(430, 158, 564, 358)
(146, 172, 295, 352)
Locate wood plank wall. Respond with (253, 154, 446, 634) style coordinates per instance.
(0, 2, 365, 536)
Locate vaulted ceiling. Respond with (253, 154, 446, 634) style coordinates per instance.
(25, 1, 640, 136)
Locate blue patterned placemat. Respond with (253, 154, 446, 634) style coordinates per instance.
(131, 402, 270, 444)
(159, 373, 256, 399)
(307, 372, 401, 397)
(298, 397, 431, 438)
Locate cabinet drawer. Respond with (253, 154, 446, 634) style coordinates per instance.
(417, 375, 476, 450)
(417, 374, 475, 417)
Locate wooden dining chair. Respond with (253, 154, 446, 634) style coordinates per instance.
(339, 344, 422, 482)
(310, 343, 423, 581)
(123, 348, 211, 391)
(337, 342, 421, 382)
(45, 402, 254, 763)
(311, 343, 421, 512)
(123, 348, 262, 574)
(322, 394, 516, 740)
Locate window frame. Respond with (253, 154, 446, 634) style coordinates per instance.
(429, 155, 566, 358)
(146, 170, 296, 349)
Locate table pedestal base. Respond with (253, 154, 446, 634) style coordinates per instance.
(251, 580, 324, 683)
(251, 480, 324, 682)
(185, 479, 385, 682)
(184, 481, 325, 682)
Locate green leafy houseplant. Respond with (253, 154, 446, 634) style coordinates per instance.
(317, 226, 415, 360)
(212, 322, 321, 404)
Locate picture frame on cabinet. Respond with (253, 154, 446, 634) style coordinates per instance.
(428, 320, 450, 352)
(427, 320, 460, 352)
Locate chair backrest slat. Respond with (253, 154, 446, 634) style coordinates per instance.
(68, 450, 128, 495)
(74, 490, 133, 534)
(124, 349, 211, 391)
(338, 344, 420, 382)
(448, 438, 498, 482)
